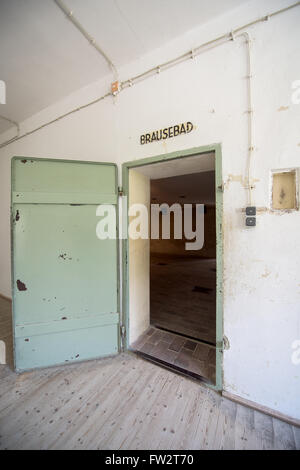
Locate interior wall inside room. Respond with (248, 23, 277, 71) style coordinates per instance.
(0, 0, 299, 420)
(150, 171, 216, 259)
(149, 170, 216, 343)
(129, 169, 150, 345)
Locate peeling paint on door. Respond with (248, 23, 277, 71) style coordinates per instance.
(11, 157, 120, 371)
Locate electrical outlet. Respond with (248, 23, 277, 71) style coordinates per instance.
(246, 216, 256, 226)
(246, 206, 256, 216)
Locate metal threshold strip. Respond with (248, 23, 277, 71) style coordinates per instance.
(132, 349, 213, 386)
(152, 325, 216, 348)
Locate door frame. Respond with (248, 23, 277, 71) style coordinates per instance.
(122, 143, 223, 391)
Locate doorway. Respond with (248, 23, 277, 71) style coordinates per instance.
(122, 145, 223, 390)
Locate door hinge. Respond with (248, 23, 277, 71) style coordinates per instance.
(217, 183, 224, 192)
(120, 324, 126, 352)
(120, 324, 126, 338)
(118, 186, 124, 196)
(216, 336, 230, 352)
(223, 335, 230, 350)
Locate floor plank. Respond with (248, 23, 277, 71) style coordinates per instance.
(234, 404, 258, 450)
(253, 410, 274, 450)
(213, 397, 237, 450)
(273, 417, 296, 450)
(293, 426, 300, 450)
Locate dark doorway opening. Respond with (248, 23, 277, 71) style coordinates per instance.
(131, 162, 217, 385)
(150, 171, 216, 346)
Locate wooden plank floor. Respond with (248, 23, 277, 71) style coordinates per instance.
(0, 353, 299, 450)
(0, 296, 299, 450)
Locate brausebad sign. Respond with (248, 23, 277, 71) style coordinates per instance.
(140, 121, 193, 145)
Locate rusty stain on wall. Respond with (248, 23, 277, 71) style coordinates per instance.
(277, 105, 289, 112)
(261, 268, 271, 278)
(225, 174, 260, 190)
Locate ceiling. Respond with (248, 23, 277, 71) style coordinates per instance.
(136, 152, 215, 179)
(0, 0, 249, 134)
(134, 152, 215, 204)
(151, 171, 216, 205)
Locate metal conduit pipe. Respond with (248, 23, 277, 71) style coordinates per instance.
(1, 2, 298, 149)
(54, 0, 119, 81)
(0, 114, 20, 147)
(0, 0, 299, 203)
(236, 32, 254, 207)
(120, 2, 299, 89)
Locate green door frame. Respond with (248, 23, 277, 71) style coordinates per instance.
(122, 143, 223, 391)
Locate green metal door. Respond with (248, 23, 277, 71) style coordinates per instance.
(11, 157, 120, 371)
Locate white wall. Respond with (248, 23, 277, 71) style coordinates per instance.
(0, 0, 299, 420)
(128, 169, 150, 345)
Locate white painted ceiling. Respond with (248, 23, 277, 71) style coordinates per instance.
(151, 171, 216, 205)
(0, 0, 249, 133)
(136, 153, 215, 179)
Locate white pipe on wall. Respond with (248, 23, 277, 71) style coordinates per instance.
(236, 32, 254, 207)
(53, 0, 118, 80)
(0, 114, 20, 148)
(0, 2, 299, 204)
(1, 2, 298, 151)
